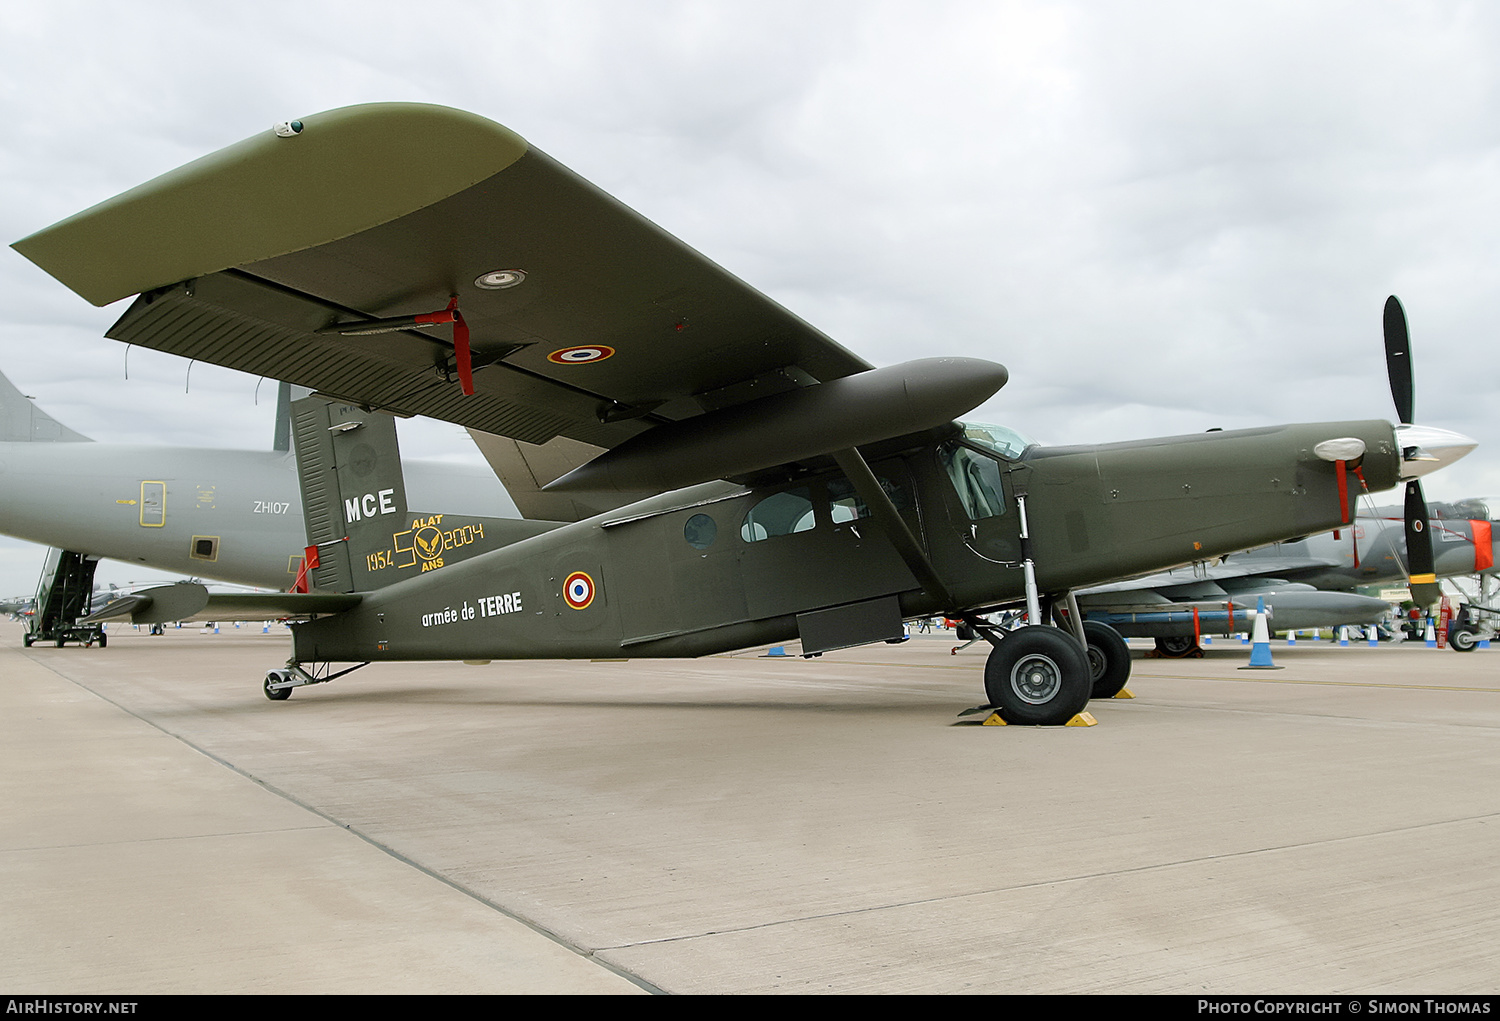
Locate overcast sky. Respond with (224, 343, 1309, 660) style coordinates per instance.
(2, 0, 1497, 595)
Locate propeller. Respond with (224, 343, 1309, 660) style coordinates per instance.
(1383, 295, 1440, 606)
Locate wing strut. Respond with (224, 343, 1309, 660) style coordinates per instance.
(832, 447, 957, 614)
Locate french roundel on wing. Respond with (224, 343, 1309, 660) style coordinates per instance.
(547, 345, 615, 365)
(563, 571, 596, 610)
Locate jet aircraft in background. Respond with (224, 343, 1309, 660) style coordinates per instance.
(1079, 497, 1497, 655)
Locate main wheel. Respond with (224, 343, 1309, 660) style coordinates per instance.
(1083, 621, 1132, 699)
(263, 670, 293, 701)
(1154, 635, 1201, 658)
(97, 630, 107, 648)
(1449, 626, 1479, 652)
(984, 626, 1092, 725)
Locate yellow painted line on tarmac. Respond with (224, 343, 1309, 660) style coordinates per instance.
(726, 648, 1500, 694)
(1130, 672, 1500, 693)
(816, 657, 1500, 694)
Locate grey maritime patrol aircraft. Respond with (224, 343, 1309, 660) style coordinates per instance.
(12, 103, 1474, 724)
(0, 365, 552, 626)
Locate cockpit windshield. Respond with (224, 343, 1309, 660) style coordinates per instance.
(1440, 498, 1492, 521)
(955, 421, 1035, 461)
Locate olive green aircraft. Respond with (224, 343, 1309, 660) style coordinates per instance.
(12, 103, 1475, 724)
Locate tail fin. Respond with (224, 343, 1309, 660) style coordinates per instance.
(273, 380, 292, 452)
(0, 369, 90, 442)
(292, 396, 563, 593)
(292, 396, 409, 592)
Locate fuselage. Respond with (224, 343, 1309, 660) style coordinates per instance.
(290, 418, 1403, 664)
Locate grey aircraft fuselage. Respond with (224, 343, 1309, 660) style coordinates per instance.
(0, 438, 514, 590)
(1232, 503, 1497, 592)
(1074, 499, 1498, 641)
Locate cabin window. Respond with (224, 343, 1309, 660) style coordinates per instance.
(684, 513, 718, 549)
(828, 474, 910, 523)
(740, 488, 816, 542)
(941, 444, 1006, 520)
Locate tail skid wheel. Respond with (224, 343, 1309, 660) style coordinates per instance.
(1449, 627, 1479, 652)
(984, 626, 1091, 725)
(263, 670, 294, 701)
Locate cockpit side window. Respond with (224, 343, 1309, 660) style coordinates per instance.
(940, 444, 1006, 520)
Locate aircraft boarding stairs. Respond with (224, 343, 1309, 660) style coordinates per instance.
(23, 548, 106, 648)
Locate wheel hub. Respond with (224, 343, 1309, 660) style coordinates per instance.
(1085, 646, 1106, 682)
(1010, 653, 1062, 704)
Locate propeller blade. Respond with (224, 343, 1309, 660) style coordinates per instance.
(1404, 478, 1440, 605)
(1383, 295, 1414, 425)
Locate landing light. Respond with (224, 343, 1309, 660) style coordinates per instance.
(1313, 438, 1366, 462)
(474, 269, 526, 290)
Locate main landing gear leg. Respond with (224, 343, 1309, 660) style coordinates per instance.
(263, 661, 369, 701)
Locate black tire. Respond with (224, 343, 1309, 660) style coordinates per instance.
(1154, 635, 1200, 658)
(984, 626, 1092, 725)
(22, 633, 33, 647)
(1449, 626, 1479, 652)
(1083, 621, 1132, 699)
(263, 671, 293, 701)
(97, 630, 107, 648)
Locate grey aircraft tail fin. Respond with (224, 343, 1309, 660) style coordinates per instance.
(291, 396, 565, 593)
(0, 369, 90, 443)
(273, 380, 292, 452)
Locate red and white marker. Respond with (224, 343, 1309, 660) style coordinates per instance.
(547, 345, 615, 365)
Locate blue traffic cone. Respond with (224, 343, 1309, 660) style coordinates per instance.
(1241, 598, 1281, 670)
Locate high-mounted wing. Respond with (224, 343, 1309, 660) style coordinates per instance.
(13, 103, 874, 452)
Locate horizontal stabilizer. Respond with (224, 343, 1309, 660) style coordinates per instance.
(82, 583, 360, 625)
(467, 429, 633, 522)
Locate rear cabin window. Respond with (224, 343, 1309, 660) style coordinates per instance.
(740, 488, 816, 542)
(827, 474, 910, 523)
